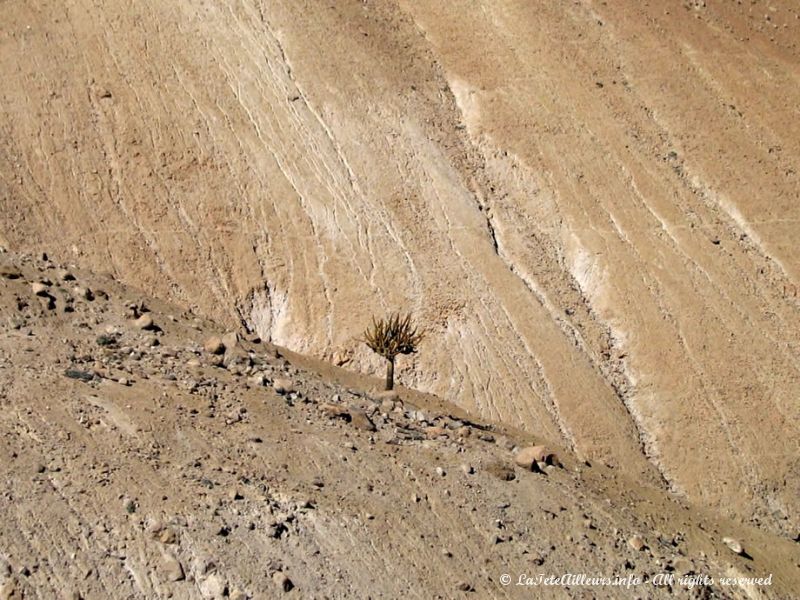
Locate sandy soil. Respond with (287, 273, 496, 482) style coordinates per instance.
(0, 0, 798, 578)
(0, 250, 798, 598)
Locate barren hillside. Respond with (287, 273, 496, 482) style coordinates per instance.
(1, 0, 798, 550)
(1, 250, 799, 599)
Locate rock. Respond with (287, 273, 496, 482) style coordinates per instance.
(58, 269, 76, 281)
(372, 390, 400, 403)
(158, 527, 178, 545)
(204, 336, 225, 355)
(424, 426, 447, 438)
(320, 403, 351, 420)
(160, 554, 185, 582)
(435, 466, 446, 477)
(455, 581, 474, 592)
(221, 331, 239, 351)
(0, 579, 19, 600)
(0, 267, 22, 280)
(272, 571, 293, 593)
(514, 446, 558, 470)
(722, 536, 745, 555)
(64, 369, 95, 383)
(332, 348, 351, 366)
(671, 557, 694, 575)
(272, 378, 294, 395)
(249, 373, 265, 387)
(31, 282, 50, 296)
(460, 464, 474, 475)
(134, 314, 155, 330)
(203, 335, 225, 354)
(199, 573, 227, 599)
(628, 535, 646, 551)
(486, 462, 516, 481)
(228, 590, 246, 600)
(349, 408, 375, 431)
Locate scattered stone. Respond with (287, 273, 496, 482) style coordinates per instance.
(272, 378, 294, 395)
(134, 314, 155, 330)
(628, 535, 646, 551)
(204, 336, 226, 355)
(435, 466, 446, 477)
(58, 269, 76, 281)
(722, 536, 745, 556)
(272, 571, 293, 593)
(460, 464, 474, 475)
(455, 581, 474, 592)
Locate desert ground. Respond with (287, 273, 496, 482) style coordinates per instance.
(1, 0, 799, 598)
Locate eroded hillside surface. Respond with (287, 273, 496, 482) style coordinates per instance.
(1, 0, 798, 539)
(1, 250, 799, 598)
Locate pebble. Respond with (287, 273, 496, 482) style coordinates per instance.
(0, 267, 22, 279)
(722, 536, 745, 555)
(460, 464, 474, 475)
(221, 331, 239, 351)
(514, 446, 557, 470)
(349, 408, 376, 431)
(31, 282, 50, 296)
(160, 554, 185, 582)
(272, 571, 293, 592)
(158, 527, 178, 545)
(628, 535, 646, 551)
(273, 378, 294, 395)
(455, 581, 474, 592)
(204, 336, 226, 355)
(134, 314, 155, 330)
(72, 285, 94, 300)
(199, 573, 226, 599)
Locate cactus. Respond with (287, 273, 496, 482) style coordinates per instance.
(362, 312, 424, 390)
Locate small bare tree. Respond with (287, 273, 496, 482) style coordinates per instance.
(362, 312, 424, 391)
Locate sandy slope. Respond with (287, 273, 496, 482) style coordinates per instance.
(0, 0, 798, 541)
(1, 250, 798, 599)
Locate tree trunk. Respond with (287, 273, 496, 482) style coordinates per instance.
(385, 358, 395, 391)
